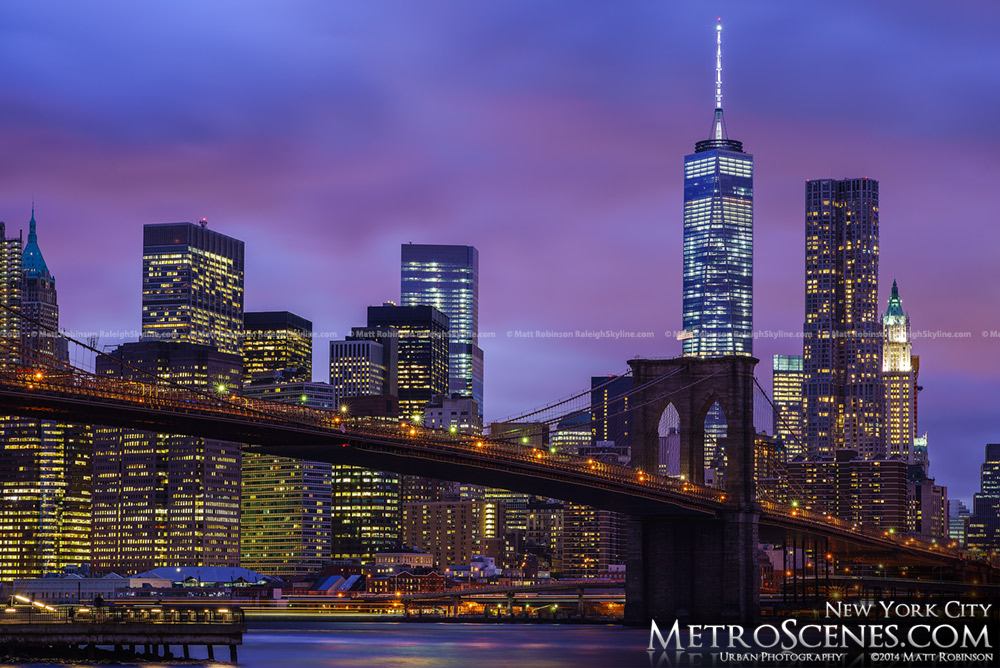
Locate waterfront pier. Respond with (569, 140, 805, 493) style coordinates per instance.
(0, 604, 245, 662)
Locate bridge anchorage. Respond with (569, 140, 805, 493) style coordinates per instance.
(625, 356, 759, 625)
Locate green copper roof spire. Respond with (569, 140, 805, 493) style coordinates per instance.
(23, 204, 52, 280)
(886, 279, 904, 318)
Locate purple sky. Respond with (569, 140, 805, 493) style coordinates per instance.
(1, 2, 998, 502)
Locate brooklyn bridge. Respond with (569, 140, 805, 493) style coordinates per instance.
(0, 307, 993, 625)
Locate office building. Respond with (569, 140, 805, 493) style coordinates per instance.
(0, 222, 22, 367)
(906, 478, 948, 541)
(141, 221, 244, 355)
(20, 210, 67, 364)
(552, 413, 591, 456)
(240, 381, 334, 578)
(329, 336, 396, 407)
(364, 304, 448, 419)
(243, 381, 337, 410)
(91, 341, 242, 574)
(883, 281, 916, 463)
(0, 212, 90, 579)
(241, 455, 331, 578)
(681, 20, 753, 357)
(331, 467, 401, 560)
(966, 444, 1000, 554)
(401, 244, 484, 415)
(948, 499, 970, 546)
(803, 178, 883, 458)
(423, 394, 481, 434)
(772, 355, 805, 457)
(590, 375, 631, 457)
(243, 311, 312, 385)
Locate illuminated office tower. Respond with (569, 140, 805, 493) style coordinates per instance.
(331, 467, 401, 560)
(949, 499, 970, 546)
(243, 311, 312, 385)
(772, 355, 805, 457)
(92, 342, 242, 574)
(552, 413, 591, 456)
(365, 304, 448, 420)
(141, 221, 244, 355)
(0, 211, 91, 579)
(0, 222, 22, 367)
(327, 315, 406, 560)
(882, 281, 916, 462)
(589, 376, 631, 457)
(241, 381, 333, 578)
(401, 244, 483, 416)
(803, 178, 883, 458)
(966, 444, 1000, 554)
(329, 337, 396, 407)
(241, 455, 331, 578)
(681, 20, 753, 358)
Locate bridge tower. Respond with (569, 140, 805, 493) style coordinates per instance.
(624, 356, 760, 625)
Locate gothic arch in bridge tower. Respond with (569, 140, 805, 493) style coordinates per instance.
(627, 355, 757, 506)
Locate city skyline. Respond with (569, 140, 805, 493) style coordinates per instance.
(0, 2, 998, 503)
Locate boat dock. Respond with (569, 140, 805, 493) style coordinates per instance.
(0, 603, 246, 662)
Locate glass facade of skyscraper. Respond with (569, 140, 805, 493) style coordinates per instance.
(141, 222, 245, 356)
(401, 244, 483, 415)
(682, 114, 753, 358)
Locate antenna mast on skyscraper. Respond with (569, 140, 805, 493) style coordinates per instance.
(715, 18, 723, 111)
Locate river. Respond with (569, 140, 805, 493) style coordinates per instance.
(2, 622, 653, 668)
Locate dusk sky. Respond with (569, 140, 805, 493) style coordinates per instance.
(1, 1, 998, 502)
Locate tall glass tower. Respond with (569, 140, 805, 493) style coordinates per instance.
(401, 244, 483, 415)
(682, 20, 754, 358)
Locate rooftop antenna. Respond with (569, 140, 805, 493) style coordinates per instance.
(715, 18, 723, 111)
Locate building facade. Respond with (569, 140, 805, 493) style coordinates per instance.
(241, 455, 331, 578)
(401, 499, 504, 569)
(401, 244, 484, 416)
(785, 449, 907, 532)
(240, 381, 334, 578)
(0, 222, 22, 367)
(364, 304, 448, 420)
(966, 444, 1000, 554)
(91, 341, 242, 574)
(329, 337, 396, 408)
(0, 212, 91, 579)
(141, 221, 244, 355)
(803, 178, 883, 459)
(772, 354, 805, 457)
(243, 311, 312, 385)
(882, 281, 916, 463)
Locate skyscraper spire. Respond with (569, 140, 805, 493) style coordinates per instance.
(715, 17, 723, 111)
(698, 18, 742, 152)
(23, 204, 50, 280)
